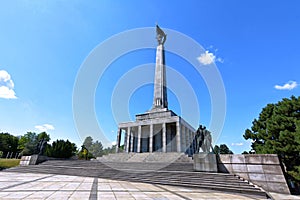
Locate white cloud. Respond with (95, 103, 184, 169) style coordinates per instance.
(274, 81, 298, 90)
(231, 142, 244, 146)
(197, 49, 224, 66)
(35, 124, 55, 132)
(0, 70, 17, 99)
(0, 86, 17, 99)
(197, 51, 216, 65)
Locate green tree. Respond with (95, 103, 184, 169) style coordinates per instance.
(241, 151, 249, 154)
(18, 132, 50, 156)
(45, 139, 77, 158)
(220, 144, 234, 154)
(213, 144, 233, 154)
(81, 136, 104, 158)
(0, 133, 19, 157)
(102, 145, 116, 155)
(243, 96, 300, 182)
(18, 132, 38, 155)
(213, 145, 220, 154)
(83, 136, 93, 150)
(90, 140, 103, 157)
(37, 132, 50, 142)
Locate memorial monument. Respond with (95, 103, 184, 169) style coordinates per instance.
(116, 25, 197, 154)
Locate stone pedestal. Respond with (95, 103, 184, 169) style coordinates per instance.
(20, 155, 48, 166)
(193, 153, 217, 172)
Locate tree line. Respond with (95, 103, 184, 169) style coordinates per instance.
(0, 132, 115, 159)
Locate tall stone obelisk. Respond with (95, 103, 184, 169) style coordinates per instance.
(117, 25, 196, 155)
(152, 25, 168, 110)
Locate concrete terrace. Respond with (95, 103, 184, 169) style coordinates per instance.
(0, 171, 272, 200)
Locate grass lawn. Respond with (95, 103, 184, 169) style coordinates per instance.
(0, 159, 20, 170)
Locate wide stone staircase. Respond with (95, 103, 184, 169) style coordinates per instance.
(4, 155, 270, 199)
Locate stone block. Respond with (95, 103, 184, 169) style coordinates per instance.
(262, 165, 283, 174)
(262, 155, 280, 164)
(246, 164, 263, 173)
(231, 155, 245, 164)
(265, 174, 286, 183)
(20, 156, 32, 166)
(245, 155, 263, 164)
(266, 182, 290, 194)
(232, 164, 247, 173)
(193, 153, 217, 172)
(218, 154, 232, 163)
(248, 173, 266, 182)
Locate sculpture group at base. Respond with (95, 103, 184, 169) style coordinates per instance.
(195, 125, 212, 153)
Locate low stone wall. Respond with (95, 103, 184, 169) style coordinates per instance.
(218, 154, 290, 194)
(20, 155, 48, 166)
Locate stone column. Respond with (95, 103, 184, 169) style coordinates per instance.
(162, 123, 166, 153)
(181, 125, 186, 152)
(189, 130, 192, 155)
(185, 127, 189, 153)
(130, 131, 134, 152)
(191, 131, 195, 154)
(116, 128, 121, 153)
(176, 121, 181, 152)
(126, 127, 131, 153)
(137, 125, 142, 153)
(149, 124, 153, 153)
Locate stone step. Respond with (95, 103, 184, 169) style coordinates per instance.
(96, 152, 194, 163)
(4, 160, 269, 198)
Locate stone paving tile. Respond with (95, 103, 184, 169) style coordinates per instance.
(130, 193, 152, 200)
(68, 191, 90, 199)
(77, 182, 93, 190)
(2, 171, 294, 200)
(25, 191, 55, 199)
(45, 191, 73, 200)
(98, 183, 112, 190)
(0, 191, 31, 199)
(43, 182, 67, 190)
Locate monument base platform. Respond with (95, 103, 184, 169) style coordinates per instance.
(193, 153, 217, 172)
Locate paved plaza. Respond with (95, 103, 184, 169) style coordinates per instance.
(0, 171, 280, 200)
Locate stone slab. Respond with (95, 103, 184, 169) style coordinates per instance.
(218, 154, 290, 194)
(193, 153, 217, 172)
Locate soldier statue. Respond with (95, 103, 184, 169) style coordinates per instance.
(195, 125, 212, 153)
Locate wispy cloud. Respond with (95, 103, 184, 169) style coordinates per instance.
(274, 81, 298, 90)
(197, 48, 224, 66)
(35, 124, 55, 132)
(0, 70, 17, 99)
(231, 142, 244, 146)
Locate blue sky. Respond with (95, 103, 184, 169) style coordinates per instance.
(1, 1, 300, 153)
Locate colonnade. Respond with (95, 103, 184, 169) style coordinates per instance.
(116, 121, 196, 154)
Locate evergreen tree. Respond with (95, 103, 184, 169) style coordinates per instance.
(243, 96, 300, 182)
(45, 139, 77, 158)
(81, 136, 104, 158)
(213, 144, 233, 154)
(90, 140, 103, 157)
(83, 136, 93, 150)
